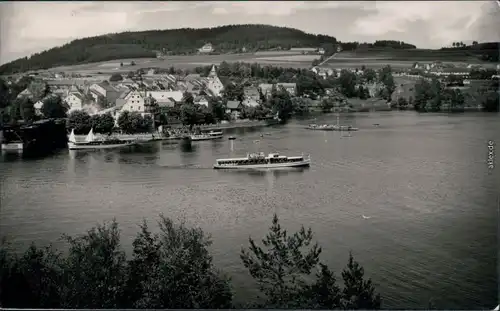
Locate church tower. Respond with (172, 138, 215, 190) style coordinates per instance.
(206, 64, 223, 97)
(208, 65, 217, 78)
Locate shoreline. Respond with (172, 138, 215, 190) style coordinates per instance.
(198, 120, 279, 130)
(71, 120, 279, 142)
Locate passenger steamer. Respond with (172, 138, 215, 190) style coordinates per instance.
(214, 152, 311, 169)
(68, 129, 137, 150)
(190, 130, 224, 141)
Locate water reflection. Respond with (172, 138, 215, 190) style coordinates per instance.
(161, 139, 179, 146)
(118, 143, 159, 154)
(234, 127, 258, 135)
(68, 150, 94, 161)
(211, 140, 224, 147)
(210, 140, 224, 156)
(88, 153, 101, 170)
(180, 141, 196, 153)
(103, 153, 117, 164)
(179, 142, 199, 166)
(67, 150, 76, 174)
(216, 167, 308, 179)
(1, 150, 23, 162)
(1, 149, 58, 162)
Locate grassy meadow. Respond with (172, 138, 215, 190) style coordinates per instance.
(47, 52, 316, 74)
(43, 48, 499, 75)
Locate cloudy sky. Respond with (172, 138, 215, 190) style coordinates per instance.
(1, 1, 499, 64)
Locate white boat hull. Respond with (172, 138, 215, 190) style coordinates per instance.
(191, 135, 223, 141)
(306, 127, 358, 131)
(213, 159, 311, 169)
(68, 141, 137, 150)
(1, 143, 23, 151)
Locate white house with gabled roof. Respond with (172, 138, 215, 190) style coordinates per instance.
(64, 93, 84, 113)
(118, 90, 146, 114)
(198, 43, 214, 53)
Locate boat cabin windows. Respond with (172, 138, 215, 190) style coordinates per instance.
(216, 155, 305, 166)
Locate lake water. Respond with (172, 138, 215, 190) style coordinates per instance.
(1, 112, 498, 309)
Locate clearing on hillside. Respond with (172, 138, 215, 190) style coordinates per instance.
(47, 52, 313, 73)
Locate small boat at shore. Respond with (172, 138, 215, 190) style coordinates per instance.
(67, 129, 137, 150)
(190, 130, 224, 141)
(306, 124, 359, 131)
(214, 152, 311, 169)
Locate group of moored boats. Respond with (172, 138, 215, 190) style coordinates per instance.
(67, 128, 311, 171)
(68, 129, 138, 150)
(67, 129, 227, 150)
(306, 113, 360, 132)
(305, 124, 359, 131)
(67, 116, 359, 169)
(65, 114, 362, 169)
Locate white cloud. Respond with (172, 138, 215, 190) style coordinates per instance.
(210, 1, 368, 16)
(212, 7, 229, 15)
(0, 1, 496, 64)
(212, 1, 308, 16)
(2, 3, 129, 50)
(351, 1, 487, 46)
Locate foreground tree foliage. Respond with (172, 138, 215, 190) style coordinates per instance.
(41, 95, 68, 118)
(0, 241, 63, 308)
(117, 111, 153, 134)
(241, 214, 381, 309)
(67, 110, 92, 134)
(0, 217, 232, 309)
(60, 222, 127, 308)
(0, 215, 381, 309)
(124, 217, 233, 308)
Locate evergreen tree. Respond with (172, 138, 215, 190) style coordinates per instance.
(240, 214, 322, 308)
(340, 252, 381, 309)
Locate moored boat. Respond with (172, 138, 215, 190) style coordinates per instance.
(306, 124, 359, 131)
(214, 152, 311, 169)
(1, 141, 23, 152)
(306, 124, 335, 131)
(67, 129, 138, 150)
(190, 130, 223, 141)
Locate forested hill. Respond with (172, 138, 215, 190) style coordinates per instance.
(0, 24, 338, 75)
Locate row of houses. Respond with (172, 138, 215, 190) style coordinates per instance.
(289, 47, 325, 55)
(311, 66, 379, 80)
(20, 64, 302, 124)
(312, 64, 498, 82)
(413, 61, 499, 71)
